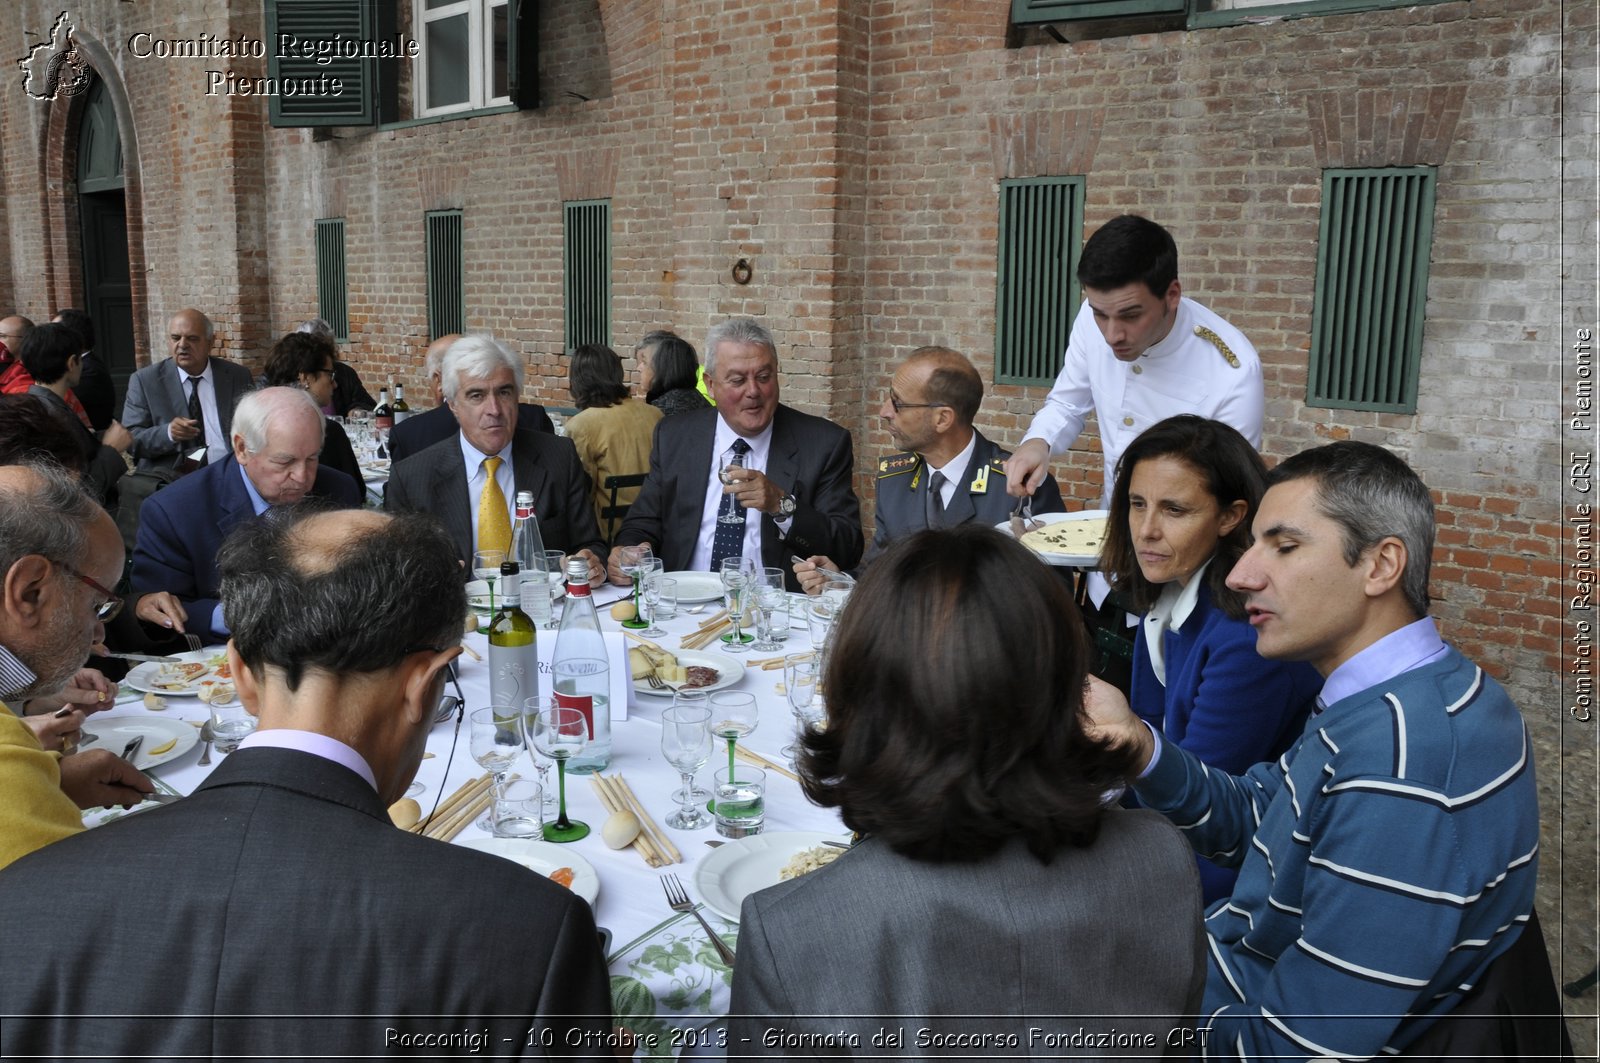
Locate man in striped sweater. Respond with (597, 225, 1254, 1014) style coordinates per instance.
(1087, 440, 1540, 1059)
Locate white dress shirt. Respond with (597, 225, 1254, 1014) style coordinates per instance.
(171, 361, 228, 463)
(689, 419, 777, 572)
(923, 430, 978, 513)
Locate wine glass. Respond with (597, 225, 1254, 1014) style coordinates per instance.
(669, 690, 713, 804)
(717, 449, 747, 524)
(617, 544, 653, 630)
(751, 567, 789, 651)
(541, 549, 566, 629)
(660, 704, 714, 830)
(529, 703, 590, 842)
(719, 556, 757, 652)
(519, 696, 559, 812)
(638, 562, 670, 638)
(472, 549, 507, 631)
(782, 652, 822, 762)
(468, 707, 524, 834)
(708, 690, 758, 788)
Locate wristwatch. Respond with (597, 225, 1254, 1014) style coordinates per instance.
(776, 493, 798, 517)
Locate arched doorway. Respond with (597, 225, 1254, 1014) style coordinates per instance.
(75, 74, 135, 408)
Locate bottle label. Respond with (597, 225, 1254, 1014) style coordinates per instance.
(554, 690, 595, 739)
(567, 580, 591, 598)
(515, 504, 533, 520)
(488, 644, 539, 708)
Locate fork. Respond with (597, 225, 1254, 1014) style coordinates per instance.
(1009, 494, 1044, 538)
(643, 670, 669, 691)
(182, 633, 204, 654)
(661, 874, 736, 966)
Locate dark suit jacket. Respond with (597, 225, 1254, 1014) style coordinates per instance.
(331, 358, 377, 415)
(27, 385, 126, 508)
(389, 402, 556, 465)
(71, 349, 115, 431)
(0, 747, 613, 1060)
(866, 429, 1065, 567)
(615, 405, 863, 589)
(121, 356, 255, 471)
(384, 430, 606, 568)
(131, 455, 361, 640)
(729, 813, 1206, 1058)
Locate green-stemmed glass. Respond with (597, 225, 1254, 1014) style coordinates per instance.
(707, 691, 758, 811)
(472, 549, 506, 633)
(618, 544, 653, 630)
(530, 703, 590, 842)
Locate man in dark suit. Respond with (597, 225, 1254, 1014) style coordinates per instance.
(132, 387, 361, 642)
(389, 332, 556, 464)
(385, 335, 605, 579)
(19, 321, 133, 509)
(794, 346, 1065, 590)
(0, 505, 613, 1059)
(51, 308, 114, 431)
(609, 318, 862, 590)
(121, 308, 254, 471)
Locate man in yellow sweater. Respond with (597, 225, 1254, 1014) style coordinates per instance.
(0, 463, 151, 869)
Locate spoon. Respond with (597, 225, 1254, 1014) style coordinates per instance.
(197, 720, 215, 767)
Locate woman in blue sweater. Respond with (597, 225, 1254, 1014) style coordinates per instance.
(1101, 416, 1320, 902)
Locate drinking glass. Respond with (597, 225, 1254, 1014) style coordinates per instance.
(617, 545, 653, 630)
(495, 779, 544, 838)
(782, 652, 822, 761)
(468, 706, 524, 833)
(208, 697, 256, 754)
(752, 584, 790, 651)
(713, 765, 766, 838)
(472, 549, 507, 630)
(708, 690, 758, 783)
(660, 705, 714, 830)
(716, 449, 747, 524)
(639, 567, 672, 638)
(529, 703, 590, 842)
(519, 696, 559, 812)
(541, 550, 567, 628)
(670, 690, 713, 804)
(719, 556, 757, 652)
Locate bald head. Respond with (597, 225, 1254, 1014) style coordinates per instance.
(425, 333, 461, 404)
(904, 346, 983, 426)
(168, 308, 215, 375)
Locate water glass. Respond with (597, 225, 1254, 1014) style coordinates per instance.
(713, 765, 766, 838)
(640, 574, 674, 638)
(670, 691, 712, 804)
(209, 698, 256, 753)
(782, 652, 821, 760)
(494, 779, 544, 838)
(752, 585, 790, 651)
(661, 705, 713, 830)
(541, 550, 567, 628)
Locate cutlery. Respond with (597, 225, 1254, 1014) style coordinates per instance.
(684, 603, 708, 614)
(101, 652, 179, 664)
(704, 840, 725, 848)
(1010, 494, 1043, 538)
(197, 721, 214, 766)
(822, 839, 851, 849)
(139, 791, 183, 805)
(661, 873, 736, 966)
(181, 633, 204, 654)
(120, 736, 144, 763)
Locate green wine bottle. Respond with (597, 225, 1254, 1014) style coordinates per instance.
(488, 560, 539, 709)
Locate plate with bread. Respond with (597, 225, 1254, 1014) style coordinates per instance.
(628, 644, 746, 697)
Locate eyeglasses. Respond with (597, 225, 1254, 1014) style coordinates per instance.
(56, 562, 123, 622)
(887, 396, 949, 413)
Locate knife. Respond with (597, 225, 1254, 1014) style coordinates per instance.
(102, 652, 180, 664)
(138, 791, 182, 805)
(120, 736, 144, 762)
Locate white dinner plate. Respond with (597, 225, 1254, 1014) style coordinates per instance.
(466, 575, 563, 613)
(661, 571, 724, 604)
(78, 715, 199, 771)
(632, 650, 746, 698)
(694, 830, 849, 923)
(454, 837, 600, 906)
(997, 509, 1111, 568)
(123, 648, 229, 696)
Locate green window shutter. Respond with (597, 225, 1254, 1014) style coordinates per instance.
(314, 218, 349, 342)
(563, 200, 611, 350)
(426, 209, 465, 341)
(1012, 0, 1184, 25)
(1308, 167, 1436, 413)
(265, 0, 377, 127)
(995, 177, 1084, 386)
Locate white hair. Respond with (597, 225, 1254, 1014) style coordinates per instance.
(703, 318, 778, 378)
(441, 334, 525, 402)
(232, 386, 325, 455)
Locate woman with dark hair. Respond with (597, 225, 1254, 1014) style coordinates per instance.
(565, 344, 662, 536)
(1097, 415, 1319, 901)
(728, 525, 1204, 1047)
(262, 332, 362, 485)
(639, 334, 708, 417)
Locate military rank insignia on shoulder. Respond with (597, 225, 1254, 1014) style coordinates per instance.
(1194, 325, 1241, 369)
(878, 452, 920, 478)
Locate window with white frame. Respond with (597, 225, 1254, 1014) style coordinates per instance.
(415, 0, 512, 116)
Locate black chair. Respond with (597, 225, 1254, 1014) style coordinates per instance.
(600, 472, 647, 545)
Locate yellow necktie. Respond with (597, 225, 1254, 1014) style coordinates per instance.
(477, 456, 511, 555)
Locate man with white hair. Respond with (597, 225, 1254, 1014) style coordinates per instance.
(131, 387, 362, 642)
(384, 335, 606, 578)
(386, 332, 554, 464)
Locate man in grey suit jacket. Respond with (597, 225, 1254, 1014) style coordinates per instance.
(384, 334, 608, 579)
(121, 308, 254, 471)
(0, 506, 613, 1060)
(608, 318, 862, 591)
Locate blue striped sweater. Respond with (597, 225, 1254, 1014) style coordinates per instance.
(1135, 647, 1540, 1060)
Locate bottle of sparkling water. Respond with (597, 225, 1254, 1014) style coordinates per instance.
(511, 490, 551, 626)
(487, 561, 538, 710)
(553, 556, 611, 772)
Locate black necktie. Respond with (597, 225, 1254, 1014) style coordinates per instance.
(709, 439, 751, 569)
(187, 376, 208, 467)
(926, 471, 947, 529)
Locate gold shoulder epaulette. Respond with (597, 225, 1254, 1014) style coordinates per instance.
(878, 453, 920, 478)
(1194, 325, 1241, 368)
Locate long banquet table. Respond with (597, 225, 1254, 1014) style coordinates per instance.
(90, 586, 844, 1060)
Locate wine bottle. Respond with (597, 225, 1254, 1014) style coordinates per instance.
(392, 380, 412, 423)
(372, 387, 394, 431)
(552, 556, 611, 772)
(488, 560, 539, 710)
(511, 490, 551, 626)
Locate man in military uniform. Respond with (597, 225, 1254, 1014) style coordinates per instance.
(794, 346, 1064, 591)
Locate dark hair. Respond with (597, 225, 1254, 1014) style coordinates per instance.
(1077, 214, 1178, 297)
(263, 331, 337, 387)
(1268, 441, 1435, 618)
(567, 344, 630, 410)
(801, 525, 1139, 863)
(1101, 416, 1265, 618)
(18, 322, 84, 387)
(0, 395, 88, 475)
(52, 308, 94, 351)
(644, 335, 700, 403)
(909, 345, 983, 425)
(218, 508, 466, 691)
